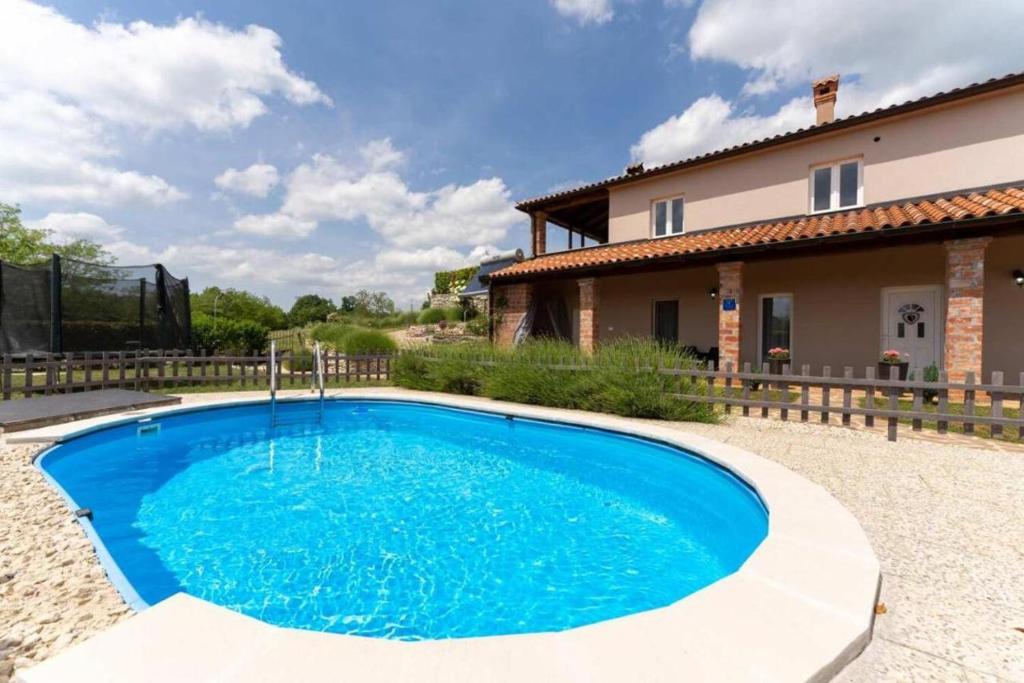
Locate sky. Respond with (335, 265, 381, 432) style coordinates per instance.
(1, 0, 1021, 310)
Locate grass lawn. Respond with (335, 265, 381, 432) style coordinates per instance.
(859, 396, 1022, 441)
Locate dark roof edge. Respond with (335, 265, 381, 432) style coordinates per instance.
(516, 71, 1024, 212)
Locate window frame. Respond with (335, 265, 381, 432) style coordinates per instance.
(808, 158, 863, 214)
(650, 194, 686, 238)
(757, 292, 795, 366)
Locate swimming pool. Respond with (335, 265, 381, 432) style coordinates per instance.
(38, 399, 768, 640)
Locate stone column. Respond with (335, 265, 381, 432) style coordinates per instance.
(944, 237, 991, 384)
(493, 283, 533, 348)
(578, 277, 599, 354)
(716, 262, 743, 370)
(531, 211, 547, 257)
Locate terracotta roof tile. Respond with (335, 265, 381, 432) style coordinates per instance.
(491, 186, 1024, 281)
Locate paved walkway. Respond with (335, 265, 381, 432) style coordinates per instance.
(2, 389, 1022, 681)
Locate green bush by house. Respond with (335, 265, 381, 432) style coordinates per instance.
(394, 338, 715, 423)
(341, 329, 398, 355)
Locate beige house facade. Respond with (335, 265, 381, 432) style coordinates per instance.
(489, 73, 1024, 383)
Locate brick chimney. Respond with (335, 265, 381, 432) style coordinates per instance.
(812, 74, 840, 125)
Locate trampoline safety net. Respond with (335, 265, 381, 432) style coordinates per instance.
(0, 255, 191, 354)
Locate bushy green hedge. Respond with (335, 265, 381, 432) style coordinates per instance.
(191, 315, 269, 354)
(342, 329, 398, 355)
(394, 338, 716, 422)
(325, 311, 418, 329)
(310, 323, 397, 354)
(434, 266, 477, 294)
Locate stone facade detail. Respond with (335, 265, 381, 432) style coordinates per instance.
(493, 283, 532, 348)
(578, 277, 599, 354)
(944, 237, 991, 384)
(531, 212, 547, 257)
(716, 261, 743, 370)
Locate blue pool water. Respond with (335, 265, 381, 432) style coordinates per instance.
(40, 400, 767, 640)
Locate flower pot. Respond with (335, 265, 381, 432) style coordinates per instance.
(767, 358, 790, 375)
(878, 361, 909, 381)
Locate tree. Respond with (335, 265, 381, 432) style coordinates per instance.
(287, 294, 337, 327)
(340, 295, 357, 312)
(349, 289, 395, 316)
(189, 286, 288, 330)
(0, 202, 112, 264)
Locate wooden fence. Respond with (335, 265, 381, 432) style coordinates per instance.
(665, 361, 1024, 442)
(0, 350, 394, 400)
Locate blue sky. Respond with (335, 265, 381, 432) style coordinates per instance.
(1, 0, 1019, 308)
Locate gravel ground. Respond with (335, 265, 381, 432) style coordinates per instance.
(0, 443, 131, 683)
(2, 394, 1022, 681)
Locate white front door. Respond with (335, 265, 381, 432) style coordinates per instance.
(881, 286, 942, 376)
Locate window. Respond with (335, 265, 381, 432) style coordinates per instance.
(652, 196, 684, 237)
(653, 300, 679, 345)
(809, 160, 862, 213)
(760, 294, 793, 363)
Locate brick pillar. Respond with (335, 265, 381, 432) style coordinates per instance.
(493, 283, 533, 348)
(716, 262, 743, 370)
(944, 237, 991, 384)
(532, 211, 547, 257)
(578, 277, 599, 354)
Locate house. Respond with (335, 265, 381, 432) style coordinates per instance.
(488, 72, 1024, 384)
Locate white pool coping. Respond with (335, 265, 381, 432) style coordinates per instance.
(14, 388, 880, 683)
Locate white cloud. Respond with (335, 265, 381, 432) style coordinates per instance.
(215, 164, 280, 198)
(0, 1, 328, 133)
(281, 140, 522, 249)
(631, 94, 812, 166)
(27, 212, 124, 243)
(551, 0, 614, 25)
(0, 1, 327, 206)
(359, 138, 406, 172)
(632, 0, 1024, 166)
(233, 212, 317, 237)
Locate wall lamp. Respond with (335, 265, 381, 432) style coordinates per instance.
(709, 287, 719, 299)
(1014, 270, 1024, 288)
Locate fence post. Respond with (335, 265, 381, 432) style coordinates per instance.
(42, 353, 52, 396)
(887, 365, 899, 441)
(760, 362, 769, 418)
(800, 365, 810, 422)
(911, 376, 923, 432)
(172, 354, 180, 388)
(1, 354, 10, 400)
(117, 351, 126, 389)
(1018, 372, 1024, 441)
(963, 371, 976, 435)
(24, 352, 34, 398)
(289, 350, 296, 387)
(344, 353, 351, 384)
(820, 366, 831, 424)
(937, 370, 949, 434)
(66, 354, 75, 393)
(838, 367, 852, 426)
(101, 351, 110, 390)
(864, 366, 876, 428)
(741, 362, 751, 417)
(779, 363, 790, 421)
(226, 352, 234, 385)
(724, 361, 734, 415)
(83, 351, 94, 392)
(990, 371, 1004, 439)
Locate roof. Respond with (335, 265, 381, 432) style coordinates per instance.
(491, 185, 1024, 281)
(459, 254, 524, 296)
(517, 71, 1024, 212)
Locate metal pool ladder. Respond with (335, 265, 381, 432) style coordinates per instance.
(269, 340, 325, 427)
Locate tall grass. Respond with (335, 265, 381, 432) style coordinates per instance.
(393, 338, 716, 423)
(310, 323, 396, 354)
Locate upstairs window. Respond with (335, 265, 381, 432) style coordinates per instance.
(810, 159, 862, 213)
(652, 196, 684, 237)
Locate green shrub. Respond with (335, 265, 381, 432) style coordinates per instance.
(393, 338, 715, 423)
(288, 350, 315, 372)
(191, 315, 269, 354)
(342, 329, 398, 355)
(465, 315, 489, 336)
(417, 308, 447, 324)
(310, 322, 355, 350)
